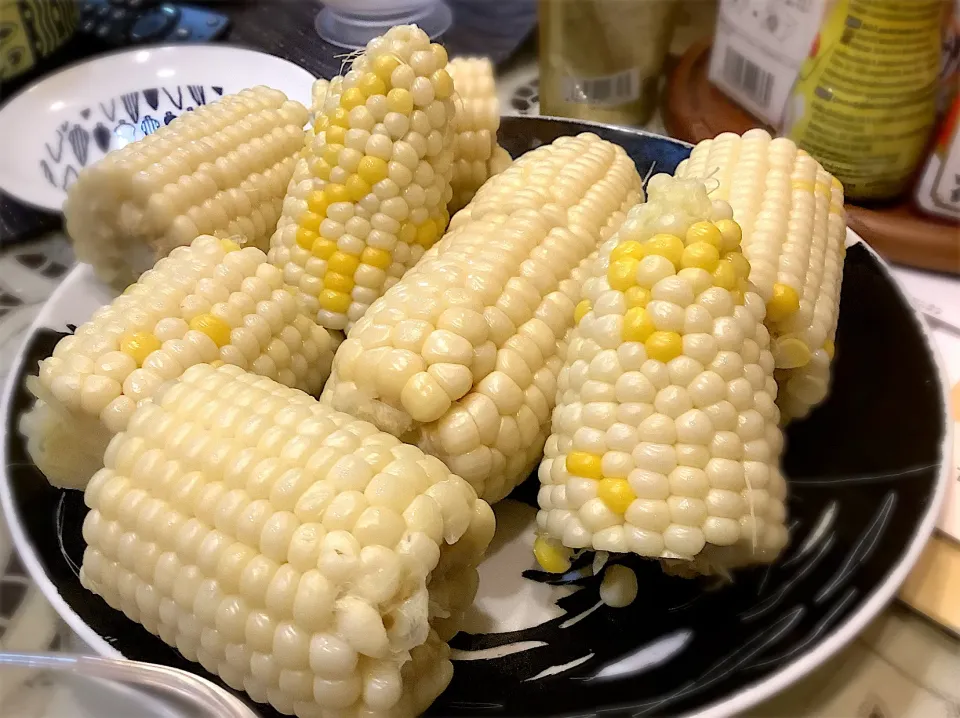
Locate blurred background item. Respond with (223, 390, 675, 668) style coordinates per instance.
(915, 95, 960, 221)
(315, 0, 452, 49)
(538, 0, 679, 127)
(0, 0, 77, 82)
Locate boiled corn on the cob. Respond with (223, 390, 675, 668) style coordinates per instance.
(446, 57, 509, 213)
(537, 176, 789, 576)
(323, 133, 643, 503)
(270, 25, 457, 333)
(80, 363, 495, 718)
(675, 130, 846, 422)
(64, 87, 309, 290)
(22, 236, 336, 490)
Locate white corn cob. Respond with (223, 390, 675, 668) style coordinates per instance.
(270, 25, 457, 333)
(675, 129, 846, 422)
(22, 236, 337, 490)
(64, 87, 308, 290)
(323, 133, 643, 503)
(446, 57, 508, 213)
(536, 175, 788, 577)
(80, 363, 495, 718)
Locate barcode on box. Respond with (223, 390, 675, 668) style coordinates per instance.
(722, 47, 775, 109)
(562, 68, 641, 106)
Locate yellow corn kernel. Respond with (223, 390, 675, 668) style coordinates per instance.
(312, 238, 337, 260)
(323, 144, 343, 167)
(296, 227, 318, 251)
(731, 289, 745, 306)
(373, 55, 401, 82)
(123, 283, 137, 294)
(714, 218, 743, 252)
(325, 184, 350, 205)
(775, 336, 813, 369)
(611, 240, 645, 262)
(644, 234, 684, 268)
(357, 156, 389, 185)
(300, 211, 323, 232)
(685, 221, 723, 249)
(324, 272, 355, 293)
(791, 179, 815, 194)
(432, 68, 454, 99)
(399, 222, 417, 244)
(712, 259, 737, 290)
(608, 259, 639, 292)
(310, 159, 331, 182)
(307, 190, 330, 215)
(622, 307, 655, 342)
(387, 88, 414, 114)
(625, 286, 651, 308)
(645, 331, 682, 363)
(314, 114, 329, 131)
(325, 125, 347, 146)
(319, 289, 351, 314)
(567, 451, 603, 480)
(824, 338, 836, 360)
(330, 108, 350, 127)
(220, 238, 240, 253)
(416, 220, 439, 248)
(328, 251, 360, 275)
(341, 87, 365, 110)
(766, 283, 800, 323)
(209, 360, 224, 368)
(533, 536, 572, 574)
(346, 175, 371, 202)
(681, 241, 720, 272)
(359, 73, 387, 97)
(189, 313, 232, 347)
(574, 300, 591, 324)
(725, 251, 750, 279)
(598, 478, 636, 514)
(431, 43, 448, 68)
(361, 246, 392, 270)
(119, 332, 161, 366)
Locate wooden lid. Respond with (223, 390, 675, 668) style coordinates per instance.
(664, 40, 960, 275)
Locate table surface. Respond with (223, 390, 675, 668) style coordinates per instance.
(1, 8, 960, 718)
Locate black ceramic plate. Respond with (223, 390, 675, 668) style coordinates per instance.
(0, 117, 951, 718)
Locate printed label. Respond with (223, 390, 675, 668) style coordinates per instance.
(561, 68, 641, 107)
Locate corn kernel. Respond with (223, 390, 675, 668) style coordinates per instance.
(341, 87, 365, 110)
(296, 227, 318, 251)
(399, 222, 417, 244)
(328, 251, 360, 275)
(791, 179, 815, 194)
(325, 125, 347, 146)
(307, 191, 330, 215)
(373, 55, 401, 82)
(330, 108, 350, 128)
(611, 241, 645, 262)
(312, 238, 337, 260)
(574, 300, 591, 324)
(123, 283, 137, 294)
(324, 272, 355, 293)
(416, 220, 439, 248)
(731, 289, 744, 306)
(824, 338, 836, 360)
(319, 290, 351, 314)
(220, 238, 240, 253)
(431, 69, 454, 99)
(622, 307, 655, 342)
(119, 332, 160, 366)
(533, 536, 572, 574)
(686, 221, 723, 249)
(314, 115, 329, 131)
(725, 251, 750, 279)
(300, 211, 323, 232)
(310, 159, 331, 182)
(359, 73, 387, 97)
(322, 143, 343, 167)
(625, 286, 651, 308)
(325, 184, 350, 205)
(598, 478, 636, 514)
(714, 219, 743, 252)
(387, 88, 414, 114)
(567, 451, 603, 479)
(712, 259, 737, 290)
(357, 156, 389, 185)
(644, 234, 684, 268)
(346, 175, 371, 202)
(189, 313, 232, 347)
(209, 360, 224, 368)
(681, 241, 720, 272)
(431, 44, 448, 68)
(645, 331, 682, 363)
(766, 283, 800, 323)
(775, 336, 813, 369)
(361, 247, 392, 269)
(608, 259, 639, 291)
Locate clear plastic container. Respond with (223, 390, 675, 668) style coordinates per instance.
(315, 1, 452, 49)
(0, 653, 258, 718)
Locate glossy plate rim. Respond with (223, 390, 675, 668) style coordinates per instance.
(0, 167, 952, 718)
(0, 43, 316, 212)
